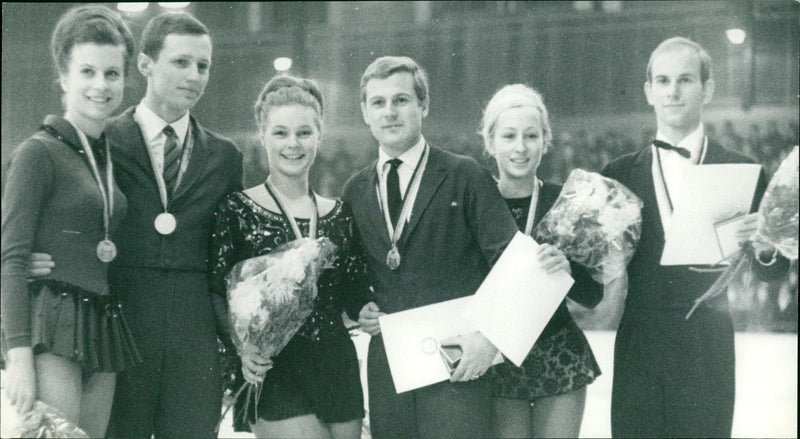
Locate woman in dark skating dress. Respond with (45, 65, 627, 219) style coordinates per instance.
(0, 6, 138, 437)
(480, 84, 603, 438)
(209, 75, 366, 439)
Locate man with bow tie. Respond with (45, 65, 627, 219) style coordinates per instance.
(602, 37, 787, 438)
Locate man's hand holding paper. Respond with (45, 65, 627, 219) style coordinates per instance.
(377, 297, 505, 393)
(440, 331, 499, 382)
(661, 163, 761, 266)
(358, 301, 385, 336)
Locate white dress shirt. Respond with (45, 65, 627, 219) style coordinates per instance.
(651, 123, 708, 225)
(376, 137, 427, 226)
(134, 102, 193, 190)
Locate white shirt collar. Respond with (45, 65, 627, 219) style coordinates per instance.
(135, 101, 190, 145)
(655, 124, 705, 162)
(377, 136, 426, 172)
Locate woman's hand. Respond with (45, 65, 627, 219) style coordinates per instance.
(5, 347, 36, 415)
(440, 332, 498, 382)
(240, 350, 273, 385)
(358, 301, 385, 336)
(538, 243, 571, 275)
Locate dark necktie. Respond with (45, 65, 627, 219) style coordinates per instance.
(386, 158, 403, 227)
(653, 139, 691, 159)
(163, 125, 181, 196)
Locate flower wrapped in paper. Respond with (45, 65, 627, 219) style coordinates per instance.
(752, 146, 799, 260)
(534, 169, 643, 284)
(226, 236, 337, 360)
(219, 236, 337, 427)
(687, 146, 799, 318)
(12, 400, 89, 438)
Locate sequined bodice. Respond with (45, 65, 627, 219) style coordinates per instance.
(210, 192, 367, 341)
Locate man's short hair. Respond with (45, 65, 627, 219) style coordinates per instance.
(646, 36, 712, 84)
(360, 56, 429, 104)
(140, 11, 209, 61)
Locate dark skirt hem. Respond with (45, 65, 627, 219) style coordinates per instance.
(490, 324, 601, 401)
(27, 279, 142, 373)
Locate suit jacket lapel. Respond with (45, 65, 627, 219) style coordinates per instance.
(634, 146, 666, 244)
(113, 109, 159, 190)
(700, 138, 726, 165)
(172, 116, 209, 202)
(399, 147, 447, 248)
(356, 162, 392, 248)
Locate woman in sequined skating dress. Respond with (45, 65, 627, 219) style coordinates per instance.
(209, 76, 367, 438)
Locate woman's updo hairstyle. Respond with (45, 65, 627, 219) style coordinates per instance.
(50, 5, 135, 76)
(254, 75, 324, 131)
(480, 84, 553, 155)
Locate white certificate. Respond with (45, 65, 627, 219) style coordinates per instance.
(660, 164, 760, 266)
(463, 231, 574, 367)
(378, 296, 502, 393)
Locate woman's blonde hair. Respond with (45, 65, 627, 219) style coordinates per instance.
(480, 84, 552, 155)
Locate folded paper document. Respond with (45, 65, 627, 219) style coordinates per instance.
(463, 232, 574, 367)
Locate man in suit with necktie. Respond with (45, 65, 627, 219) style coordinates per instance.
(341, 56, 519, 438)
(602, 37, 787, 438)
(101, 12, 242, 438)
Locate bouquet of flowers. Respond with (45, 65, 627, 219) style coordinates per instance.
(12, 401, 89, 438)
(218, 237, 337, 428)
(752, 146, 799, 260)
(534, 169, 643, 284)
(687, 146, 799, 318)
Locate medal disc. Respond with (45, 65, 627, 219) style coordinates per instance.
(154, 213, 177, 235)
(97, 239, 117, 263)
(386, 246, 401, 270)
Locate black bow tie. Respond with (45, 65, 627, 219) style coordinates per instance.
(653, 139, 691, 159)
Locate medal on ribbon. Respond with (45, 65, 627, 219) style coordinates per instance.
(70, 119, 117, 263)
(377, 145, 430, 270)
(386, 245, 401, 270)
(264, 179, 318, 241)
(96, 239, 118, 263)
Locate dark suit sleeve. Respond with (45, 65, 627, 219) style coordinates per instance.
(339, 201, 375, 320)
(463, 162, 518, 266)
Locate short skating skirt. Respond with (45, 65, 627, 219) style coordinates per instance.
(21, 280, 141, 373)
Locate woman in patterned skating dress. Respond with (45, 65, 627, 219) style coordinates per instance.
(480, 84, 603, 438)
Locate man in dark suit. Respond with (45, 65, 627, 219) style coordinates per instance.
(602, 37, 788, 438)
(102, 12, 242, 438)
(341, 56, 518, 438)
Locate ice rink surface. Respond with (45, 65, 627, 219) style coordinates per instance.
(218, 330, 798, 439)
(2, 331, 796, 438)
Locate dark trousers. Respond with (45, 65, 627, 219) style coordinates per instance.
(611, 306, 735, 438)
(367, 336, 493, 439)
(107, 267, 221, 438)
